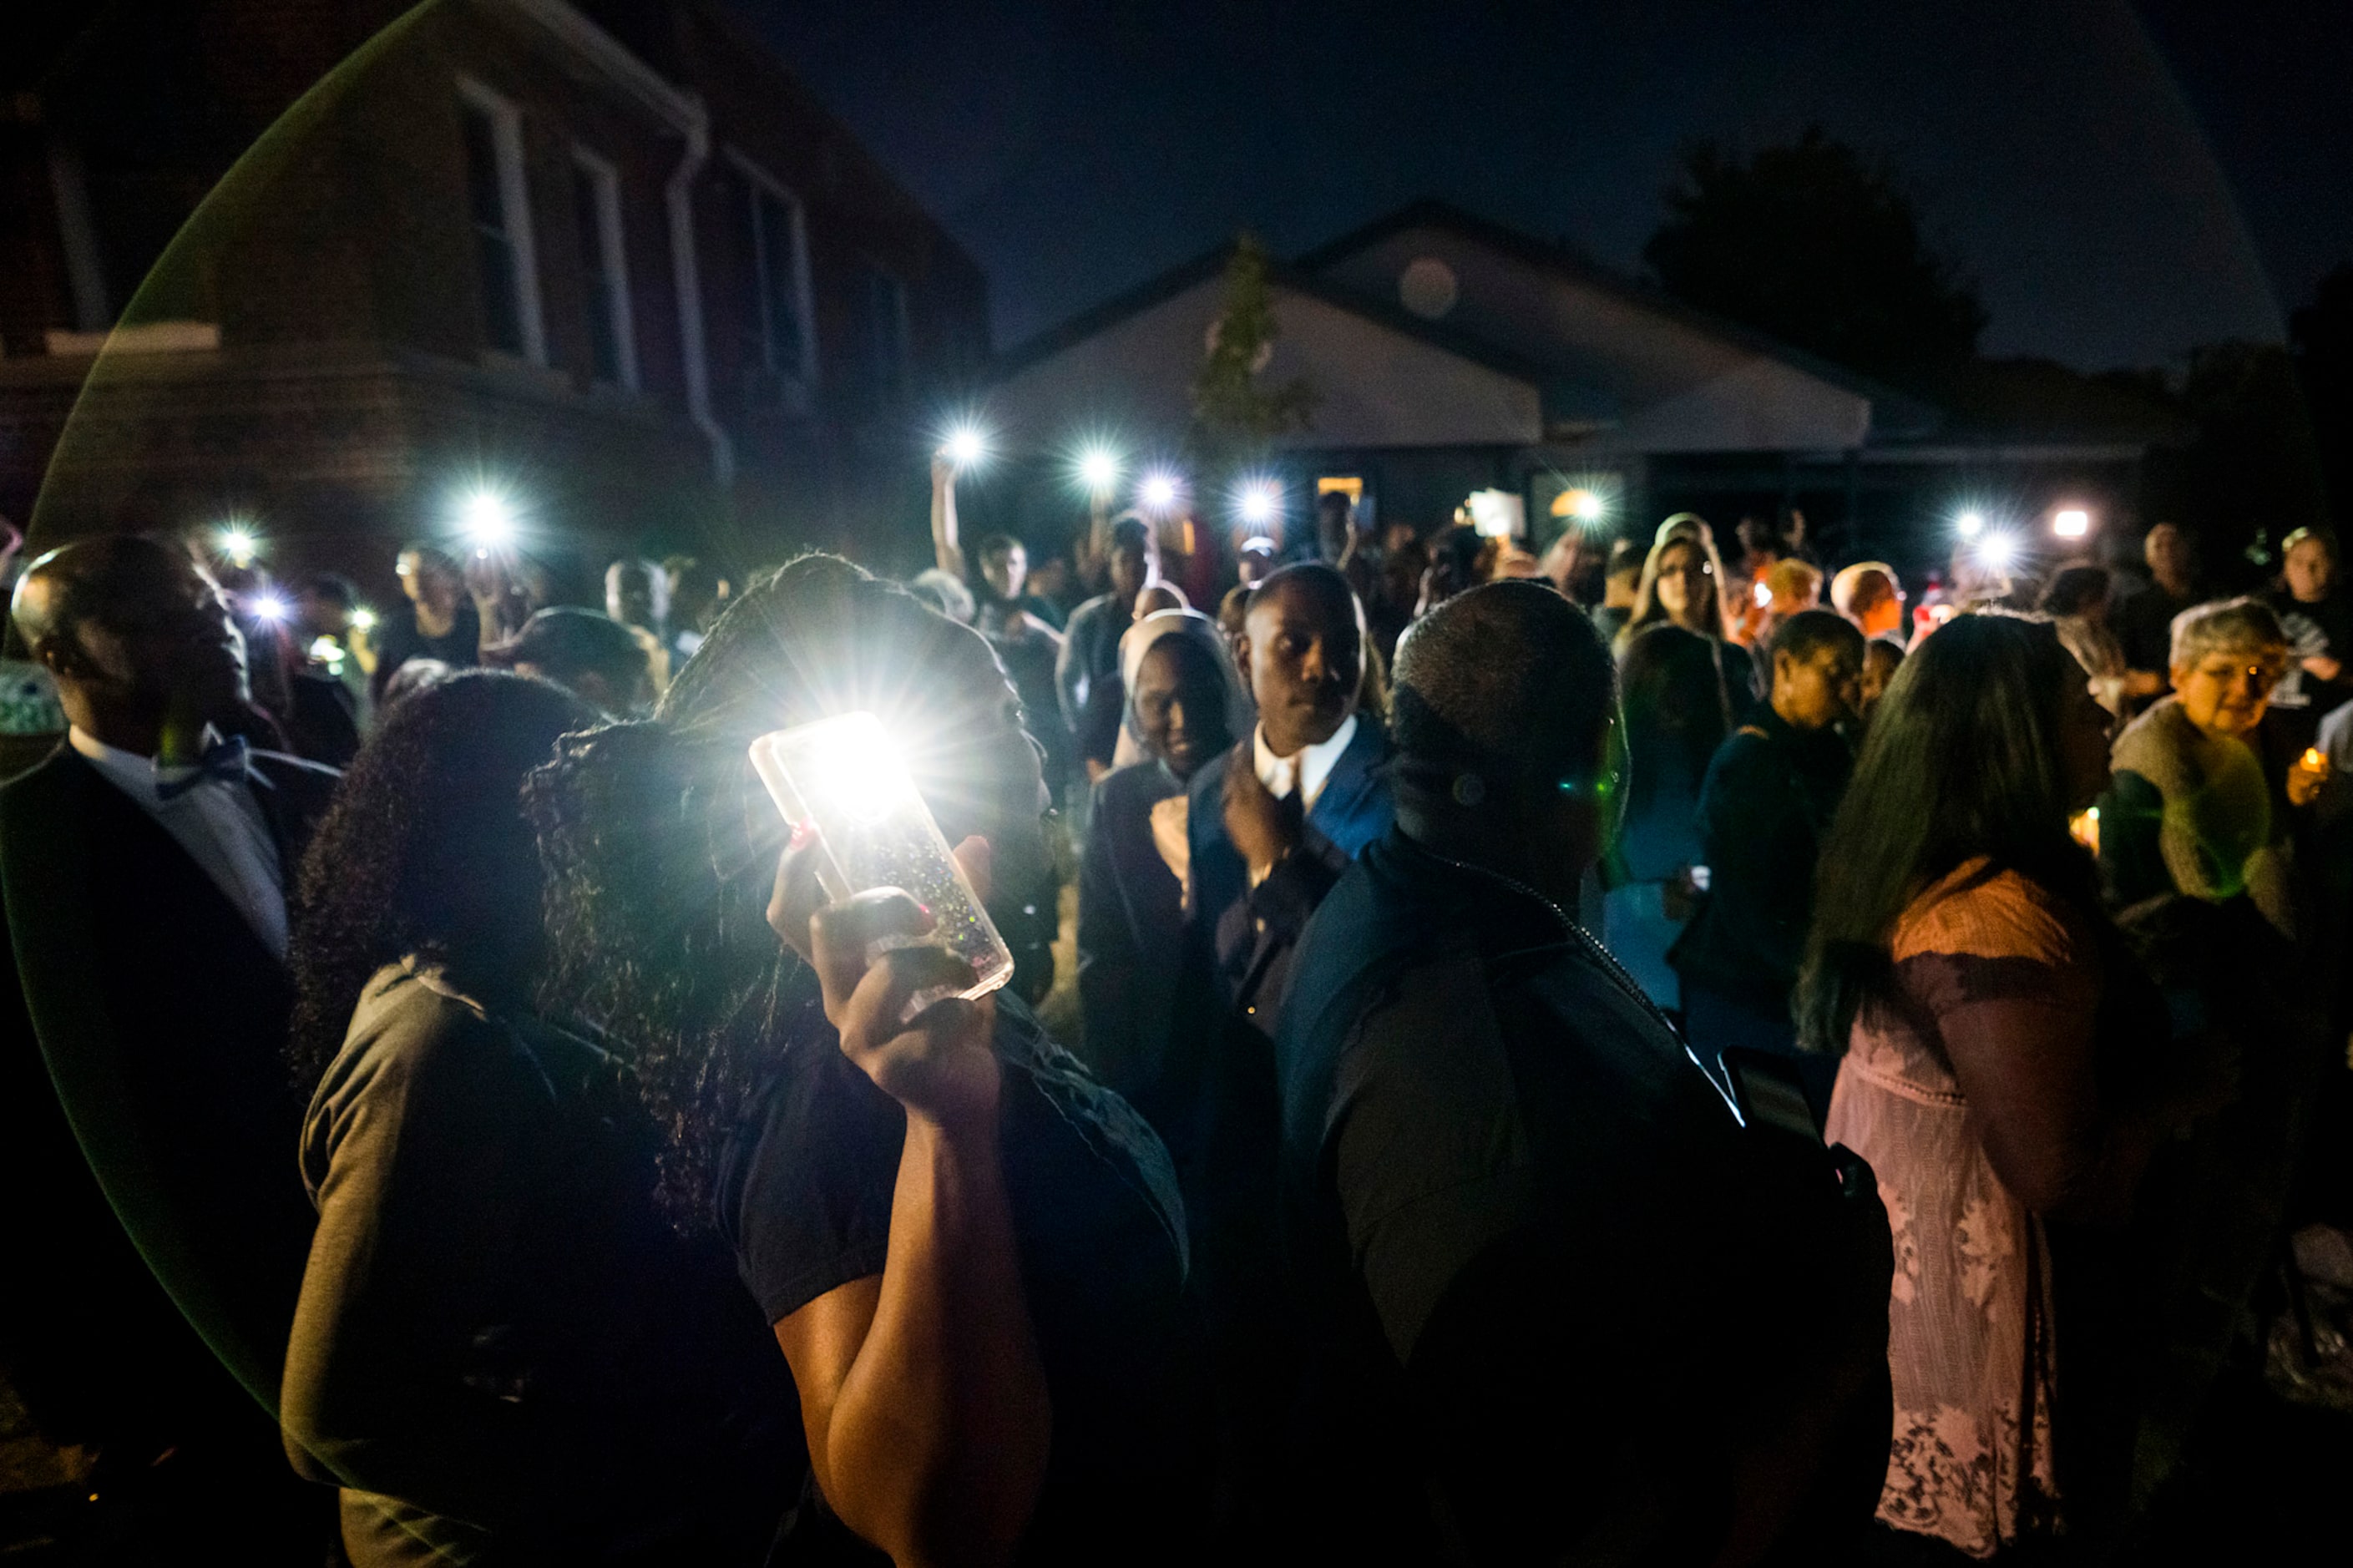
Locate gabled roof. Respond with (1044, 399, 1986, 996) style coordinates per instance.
(1296, 197, 1944, 440)
(988, 239, 1607, 420)
(991, 199, 2182, 463)
(989, 245, 1236, 382)
(984, 240, 1574, 451)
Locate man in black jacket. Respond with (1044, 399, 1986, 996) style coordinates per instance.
(1275, 583, 1890, 1565)
(2, 535, 337, 1557)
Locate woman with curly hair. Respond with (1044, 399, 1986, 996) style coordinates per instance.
(527, 554, 1203, 1565)
(281, 671, 794, 1565)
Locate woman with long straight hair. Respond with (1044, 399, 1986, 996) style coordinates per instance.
(1796, 614, 2212, 1560)
(1616, 514, 1757, 717)
(1601, 621, 1733, 1008)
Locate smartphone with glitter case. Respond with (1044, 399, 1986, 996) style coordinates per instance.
(749, 711, 1015, 1002)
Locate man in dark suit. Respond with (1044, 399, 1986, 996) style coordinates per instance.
(1177, 563, 1394, 1547)
(1187, 563, 1394, 1034)
(1, 534, 337, 1556)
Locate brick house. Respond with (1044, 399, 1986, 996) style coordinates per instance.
(0, 0, 989, 601)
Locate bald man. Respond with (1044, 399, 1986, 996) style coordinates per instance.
(2117, 522, 2204, 693)
(2, 535, 335, 1554)
(1272, 582, 1890, 1565)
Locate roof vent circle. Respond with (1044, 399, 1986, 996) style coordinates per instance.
(1399, 256, 1459, 320)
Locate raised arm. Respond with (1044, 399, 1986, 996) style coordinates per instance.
(1054, 609, 1091, 736)
(767, 850, 1050, 1568)
(931, 455, 968, 584)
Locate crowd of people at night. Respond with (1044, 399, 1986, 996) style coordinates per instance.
(3, 458, 2350, 1568)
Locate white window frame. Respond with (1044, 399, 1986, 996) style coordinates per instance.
(46, 141, 111, 331)
(725, 149, 818, 393)
(569, 145, 639, 389)
(457, 76, 546, 366)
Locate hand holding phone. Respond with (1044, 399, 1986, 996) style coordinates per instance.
(802, 884, 1001, 1129)
(750, 712, 1015, 1003)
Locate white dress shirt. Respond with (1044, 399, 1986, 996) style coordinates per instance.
(69, 726, 289, 961)
(1252, 712, 1359, 815)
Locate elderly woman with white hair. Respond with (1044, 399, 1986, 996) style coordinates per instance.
(2096, 598, 2336, 1510)
(2102, 598, 2322, 934)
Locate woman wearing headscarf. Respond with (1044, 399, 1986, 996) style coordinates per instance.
(1079, 609, 1250, 1123)
(1076, 583, 1187, 787)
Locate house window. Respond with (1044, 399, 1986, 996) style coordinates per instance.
(457, 79, 544, 364)
(571, 149, 636, 387)
(46, 142, 111, 331)
(858, 262, 909, 407)
(729, 153, 816, 395)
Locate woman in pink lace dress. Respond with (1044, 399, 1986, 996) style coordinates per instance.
(1796, 615, 2204, 1560)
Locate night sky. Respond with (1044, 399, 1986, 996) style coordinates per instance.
(725, 0, 2353, 373)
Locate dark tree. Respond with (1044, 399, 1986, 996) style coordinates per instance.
(1643, 126, 1986, 376)
(2127, 341, 2327, 576)
(2292, 263, 2353, 529)
(1189, 232, 1315, 473)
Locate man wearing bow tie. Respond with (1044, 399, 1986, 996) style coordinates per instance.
(3, 534, 337, 1556)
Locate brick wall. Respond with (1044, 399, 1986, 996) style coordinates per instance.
(0, 0, 989, 590)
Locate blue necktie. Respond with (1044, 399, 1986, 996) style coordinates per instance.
(155, 735, 252, 801)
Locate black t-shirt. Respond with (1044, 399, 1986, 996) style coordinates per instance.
(370, 600, 481, 702)
(2116, 582, 2196, 675)
(714, 985, 1207, 1564)
(1676, 708, 1853, 1010)
(1076, 672, 1126, 770)
(2266, 587, 2353, 720)
(991, 629, 1074, 807)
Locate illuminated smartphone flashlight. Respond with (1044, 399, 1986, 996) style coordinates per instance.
(749, 711, 1015, 1002)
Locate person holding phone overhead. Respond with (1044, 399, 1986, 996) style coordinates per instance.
(529, 554, 1207, 1565)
